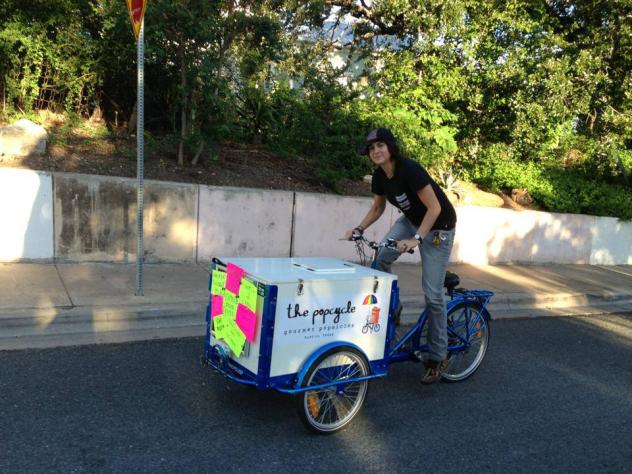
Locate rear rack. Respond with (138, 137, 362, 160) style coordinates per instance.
(453, 288, 494, 307)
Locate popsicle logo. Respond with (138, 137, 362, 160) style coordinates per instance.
(362, 306, 381, 334)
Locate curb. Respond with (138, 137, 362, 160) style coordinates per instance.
(0, 301, 207, 351)
(1, 291, 630, 351)
(397, 291, 632, 325)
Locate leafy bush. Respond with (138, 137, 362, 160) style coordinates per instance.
(464, 144, 632, 220)
(263, 80, 371, 189)
(0, 12, 98, 117)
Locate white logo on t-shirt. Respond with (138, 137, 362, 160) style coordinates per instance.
(395, 193, 411, 211)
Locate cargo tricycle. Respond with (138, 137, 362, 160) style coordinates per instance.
(204, 238, 493, 434)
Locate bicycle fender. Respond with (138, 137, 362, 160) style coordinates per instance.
(295, 341, 369, 388)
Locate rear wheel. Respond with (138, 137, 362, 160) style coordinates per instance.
(442, 302, 490, 382)
(297, 347, 370, 434)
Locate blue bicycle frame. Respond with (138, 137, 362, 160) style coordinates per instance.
(385, 288, 493, 365)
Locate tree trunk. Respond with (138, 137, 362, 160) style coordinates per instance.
(128, 101, 137, 134)
(588, 108, 597, 133)
(191, 140, 206, 166)
(76, 84, 84, 114)
(177, 45, 187, 166)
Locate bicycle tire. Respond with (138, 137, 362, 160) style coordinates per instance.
(442, 301, 490, 382)
(296, 346, 370, 434)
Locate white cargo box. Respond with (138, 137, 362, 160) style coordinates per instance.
(207, 257, 399, 387)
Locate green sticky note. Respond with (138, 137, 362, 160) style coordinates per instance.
(238, 279, 258, 312)
(223, 292, 238, 320)
(211, 270, 227, 295)
(223, 320, 246, 357)
(213, 315, 230, 339)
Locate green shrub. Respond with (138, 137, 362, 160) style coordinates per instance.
(262, 81, 371, 189)
(464, 144, 632, 220)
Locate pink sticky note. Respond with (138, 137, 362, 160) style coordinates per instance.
(225, 262, 245, 295)
(235, 303, 257, 343)
(211, 294, 223, 318)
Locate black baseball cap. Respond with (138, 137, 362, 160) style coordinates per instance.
(358, 128, 397, 155)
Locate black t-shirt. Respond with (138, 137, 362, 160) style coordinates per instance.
(371, 158, 457, 230)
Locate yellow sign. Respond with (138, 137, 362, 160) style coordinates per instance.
(213, 315, 230, 339)
(211, 270, 227, 296)
(223, 292, 239, 320)
(223, 320, 246, 356)
(238, 279, 258, 312)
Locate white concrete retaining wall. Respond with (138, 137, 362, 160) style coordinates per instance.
(292, 193, 395, 260)
(1, 168, 630, 265)
(590, 217, 632, 265)
(53, 173, 198, 263)
(452, 206, 595, 264)
(0, 168, 54, 260)
(197, 186, 294, 262)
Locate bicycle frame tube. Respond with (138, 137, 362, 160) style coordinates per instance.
(277, 373, 387, 394)
(370, 246, 378, 269)
(384, 290, 493, 363)
(387, 312, 428, 360)
(357, 236, 494, 366)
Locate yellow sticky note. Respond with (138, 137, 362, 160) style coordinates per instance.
(223, 320, 246, 356)
(238, 279, 258, 312)
(211, 270, 227, 295)
(223, 292, 238, 320)
(213, 315, 230, 339)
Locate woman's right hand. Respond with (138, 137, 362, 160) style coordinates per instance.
(344, 227, 364, 240)
(343, 228, 356, 241)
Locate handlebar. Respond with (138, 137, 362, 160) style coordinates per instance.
(350, 233, 415, 254)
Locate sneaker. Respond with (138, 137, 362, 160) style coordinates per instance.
(421, 359, 448, 385)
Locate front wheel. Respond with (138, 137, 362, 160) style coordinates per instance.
(297, 347, 370, 434)
(442, 302, 490, 382)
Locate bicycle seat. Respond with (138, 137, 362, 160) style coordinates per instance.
(444, 271, 460, 291)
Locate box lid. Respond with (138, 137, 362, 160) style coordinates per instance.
(218, 257, 395, 284)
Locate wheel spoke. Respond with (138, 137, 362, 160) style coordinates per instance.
(443, 303, 489, 382)
(317, 392, 332, 422)
(302, 350, 369, 433)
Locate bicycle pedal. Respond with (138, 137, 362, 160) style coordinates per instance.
(412, 350, 424, 362)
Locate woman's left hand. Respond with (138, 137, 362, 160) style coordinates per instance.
(396, 238, 419, 253)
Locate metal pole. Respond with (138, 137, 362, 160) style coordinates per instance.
(135, 20, 145, 296)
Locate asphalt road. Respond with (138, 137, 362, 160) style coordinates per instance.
(1, 314, 631, 473)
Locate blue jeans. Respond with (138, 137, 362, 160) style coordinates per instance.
(376, 215, 455, 362)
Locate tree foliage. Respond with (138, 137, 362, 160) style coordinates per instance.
(1, 0, 630, 218)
